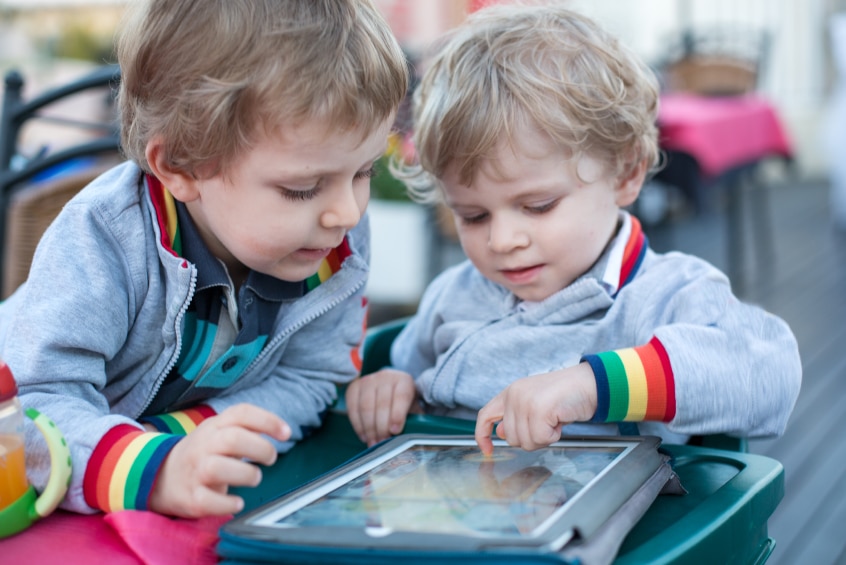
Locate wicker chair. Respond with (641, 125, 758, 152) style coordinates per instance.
(0, 64, 122, 298)
(663, 55, 758, 96)
(2, 164, 116, 297)
(658, 27, 770, 96)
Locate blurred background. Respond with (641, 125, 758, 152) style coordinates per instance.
(1, 0, 835, 307)
(1, 1, 844, 563)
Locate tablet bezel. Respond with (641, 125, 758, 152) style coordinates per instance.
(223, 434, 664, 554)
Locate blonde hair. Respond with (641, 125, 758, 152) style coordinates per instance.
(117, 0, 409, 176)
(404, 3, 660, 202)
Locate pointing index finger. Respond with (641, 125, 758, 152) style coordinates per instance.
(475, 397, 505, 456)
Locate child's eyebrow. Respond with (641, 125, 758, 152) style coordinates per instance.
(271, 149, 387, 182)
(513, 188, 561, 199)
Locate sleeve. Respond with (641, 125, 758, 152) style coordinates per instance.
(82, 405, 217, 512)
(583, 264, 802, 438)
(140, 405, 217, 434)
(82, 426, 181, 512)
(583, 337, 676, 423)
(2, 195, 162, 513)
(388, 270, 452, 377)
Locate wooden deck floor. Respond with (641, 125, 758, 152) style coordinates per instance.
(646, 176, 846, 565)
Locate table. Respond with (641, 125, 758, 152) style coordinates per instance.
(1, 410, 784, 564)
(653, 93, 793, 294)
(659, 93, 792, 178)
(225, 411, 783, 564)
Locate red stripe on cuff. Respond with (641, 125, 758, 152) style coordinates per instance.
(83, 424, 143, 511)
(650, 336, 676, 421)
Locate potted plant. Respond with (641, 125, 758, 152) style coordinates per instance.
(366, 132, 430, 304)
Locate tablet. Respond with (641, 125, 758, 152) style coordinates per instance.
(223, 434, 665, 555)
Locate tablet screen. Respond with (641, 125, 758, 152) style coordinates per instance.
(251, 438, 630, 540)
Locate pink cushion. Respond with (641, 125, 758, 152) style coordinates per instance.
(1, 509, 229, 565)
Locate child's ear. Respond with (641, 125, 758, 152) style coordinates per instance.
(614, 158, 648, 208)
(145, 138, 199, 203)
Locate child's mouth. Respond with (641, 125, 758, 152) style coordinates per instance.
(501, 265, 543, 284)
(295, 247, 332, 261)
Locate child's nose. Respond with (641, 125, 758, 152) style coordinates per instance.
(321, 187, 364, 230)
(487, 215, 529, 253)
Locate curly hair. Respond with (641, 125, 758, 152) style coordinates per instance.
(402, 3, 659, 203)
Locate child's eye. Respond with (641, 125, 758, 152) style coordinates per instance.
(354, 166, 378, 181)
(460, 212, 488, 225)
(281, 186, 320, 201)
(525, 199, 559, 214)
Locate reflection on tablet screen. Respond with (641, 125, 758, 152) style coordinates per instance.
(268, 443, 624, 539)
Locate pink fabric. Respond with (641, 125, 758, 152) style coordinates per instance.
(658, 93, 793, 177)
(0, 509, 229, 564)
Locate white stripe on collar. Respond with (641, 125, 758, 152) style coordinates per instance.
(600, 212, 633, 295)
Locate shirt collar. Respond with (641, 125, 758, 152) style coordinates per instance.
(599, 212, 648, 296)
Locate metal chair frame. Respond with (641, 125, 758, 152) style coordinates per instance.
(0, 64, 121, 293)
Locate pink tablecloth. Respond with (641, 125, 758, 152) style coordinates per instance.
(658, 93, 793, 177)
(0, 509, 228, 565)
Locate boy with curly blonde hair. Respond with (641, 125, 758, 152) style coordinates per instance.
(346, 3, 801, 455)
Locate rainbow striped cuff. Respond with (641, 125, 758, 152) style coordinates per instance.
(583, 337, 676, 423)
(141, 405, 216, 435)
(83, 424, 182, 512)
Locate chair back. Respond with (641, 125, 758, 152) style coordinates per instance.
(2, 164, 115, 298)
(658, 27, 770, 96)
(0, 65, 122, 297)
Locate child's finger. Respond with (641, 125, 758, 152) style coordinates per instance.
(199, 454, 264, 489)
(475, 396, 504, 456)
(346, 387, 368, 444)
(351, 382, 379, 445)
(216, 403, 291, 441)
(389, 384, 415, 436)
(190, 487, 247, 517)
(374, 381, 396, 441)
(211, 426, 279, 466)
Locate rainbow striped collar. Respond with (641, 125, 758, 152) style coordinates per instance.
(600, 213, 648, 297)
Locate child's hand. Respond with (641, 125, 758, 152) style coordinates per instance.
(346, 368, 417, 446)
(148, 403, 290, 518)
(475, 363, 598, 456)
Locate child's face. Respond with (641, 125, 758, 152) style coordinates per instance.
(441, 125, 627, 302)
(182, 117, 393, 283)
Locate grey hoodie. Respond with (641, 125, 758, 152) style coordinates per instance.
(392, 213, 801, 444)
(0, 161, 369, 513)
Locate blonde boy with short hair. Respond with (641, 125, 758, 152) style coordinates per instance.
(2, 0, 408, 517)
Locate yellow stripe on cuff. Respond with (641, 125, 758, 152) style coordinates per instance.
(169, 411, 199, 434)
(617, 348, 648, 420)
(108, 434, 150, 511)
